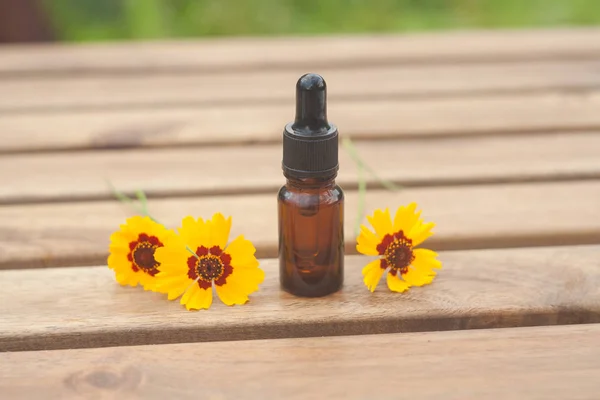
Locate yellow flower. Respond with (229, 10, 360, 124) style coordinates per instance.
(152, 213, 265, 310)
(356, 202, 442, 293)
(108, 215, 176, 289)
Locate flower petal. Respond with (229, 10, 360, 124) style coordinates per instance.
(178, 216, 210, 251)
(153, 238, 198, 299)
(114, 270, 138, 287)
(401, 248, 441, 287)
(386, 272, 410, 293)
(108, 231, 132, 254)
(208, 213, 232, 249)
(356, 243, 379, 256)
(408, 221, 435, 247)
(137, 272, 158, 291)
(152, 275, 190, 298)
(356, 225, 379, 256)
(121, 215, 156, 239)
(107, 253, 130, 273)
(366, 208, 393, 239)
(216, 279, 250, 306)
(182, 284, 213, 310)
(224, 235, 258, 269)
(412, 248, 442, 273)
(362, 259, 385, 292)
(179, 284, 210, 310)
(403, 268, 435, 287)
(225, 267, 265, 294)
(393, 203, 421, 235)
(154, 243, 189, 275)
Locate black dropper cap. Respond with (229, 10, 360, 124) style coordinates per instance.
(282, 73, 339, 179)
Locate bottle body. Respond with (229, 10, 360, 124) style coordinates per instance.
(278, 176, 344, 297)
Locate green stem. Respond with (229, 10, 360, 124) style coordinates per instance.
(135, 189, 149, 216)
(355, 163, 367, 238)
(341, 136, 402, 192)
(108, 181, 200, 260)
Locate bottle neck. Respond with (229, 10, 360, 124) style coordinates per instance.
(285, 174, 337, 190)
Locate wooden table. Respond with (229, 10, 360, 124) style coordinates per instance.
(1, 28, 600, 399)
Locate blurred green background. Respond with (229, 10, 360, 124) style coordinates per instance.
(44, 0, 600, 42)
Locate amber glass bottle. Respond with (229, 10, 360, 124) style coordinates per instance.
(278, 73, 344, 297)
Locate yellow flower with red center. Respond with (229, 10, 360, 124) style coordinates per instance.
(108, 215, 176, 289)
(152, 213, 265, 310)
(357, 202, 442, 292)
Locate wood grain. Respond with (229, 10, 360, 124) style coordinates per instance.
(3, 92, 600, 153)
(1, 181, 599, 269)
(2, 324, 600, 399)
(2, 133, 599, 204)
(0, 245, 599, 352)
(1, 28, 600, 75)
(3, 60, 600, 112)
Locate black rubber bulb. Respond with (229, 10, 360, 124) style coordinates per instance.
(291, 73, 331, 135)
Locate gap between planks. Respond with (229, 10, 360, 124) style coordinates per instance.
(1, 324, 599, 399)
(0, 245, 599, 352)
(3, 91, 600, 153)
(0, 132, 599, 205)
(1, 28, 600, 76)
(2, 60, 600, 113)
(0, 180, 599, 270)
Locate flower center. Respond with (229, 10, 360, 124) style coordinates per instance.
(384, 234, 414, 274)
(133, 244, 156, 269)
(128, 234, 162, 276)
(187, 246, 234, 289)
(196, 255, 224, 281)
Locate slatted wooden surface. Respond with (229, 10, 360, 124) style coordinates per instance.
(2, 181, 599, 269)
(3, 61, 600, 112)
(2, 28, 600, 75)
(5, 93, 600, 153)
(2, 132, 600, 204)
(2, 325, 599, 399)
(1, 28, 600, 398)
(2, 245, 599, 352)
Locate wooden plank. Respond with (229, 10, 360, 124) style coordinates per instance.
(3, 92, 600, 153)
(0, 245, 599, 352)
(0, 181, 598, 269)
(1, 28, 600, 76)
(2, 133, 599, 204)
(2, 324, 600, 399)
(3, 60, 600, 112)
